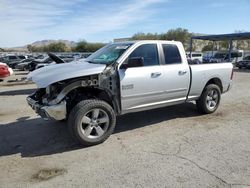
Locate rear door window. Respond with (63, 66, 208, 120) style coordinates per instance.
(162, 44, 182, 64)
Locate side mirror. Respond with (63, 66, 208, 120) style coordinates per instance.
(120, 57, 144, 69)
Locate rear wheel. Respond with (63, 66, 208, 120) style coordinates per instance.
(68, 99, 116, 146)
(196, 84, 221, 114)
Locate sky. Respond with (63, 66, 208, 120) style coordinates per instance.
(0, 0, 249, 47)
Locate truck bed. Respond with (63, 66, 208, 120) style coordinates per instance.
(188, 62, 233, 101)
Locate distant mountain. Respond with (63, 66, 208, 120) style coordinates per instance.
(30, 40, 77, 47)
(3, 39, 77, 52)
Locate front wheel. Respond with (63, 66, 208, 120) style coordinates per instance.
(196, 84, 221, 114)
(68, 100, 116, 146)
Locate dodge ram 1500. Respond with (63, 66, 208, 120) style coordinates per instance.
(27, 40, 233, 146)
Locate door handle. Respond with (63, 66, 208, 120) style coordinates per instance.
(178, 70, 187, 75)
(151, 72, 161, 78)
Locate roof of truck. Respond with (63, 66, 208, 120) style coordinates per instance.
(113, 40, 181, 44)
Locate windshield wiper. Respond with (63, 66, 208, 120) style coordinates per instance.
(86, 60, 111, 65)
(86, 60, 97, 64)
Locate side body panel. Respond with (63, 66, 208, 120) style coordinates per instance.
(117, 41, 191, 114)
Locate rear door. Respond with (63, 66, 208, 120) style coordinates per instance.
(159, 43, 190, 100)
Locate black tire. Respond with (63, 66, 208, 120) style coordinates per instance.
(196, 84, 221, 114)
(68, 99, 116, 146)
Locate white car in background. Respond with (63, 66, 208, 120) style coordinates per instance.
(207, 50, 244, 63)
(186, 52, 203, 62)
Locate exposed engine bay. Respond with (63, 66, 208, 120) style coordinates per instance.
(28, 65, 121, 121)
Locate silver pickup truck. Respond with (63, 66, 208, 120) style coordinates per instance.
(27, 40, 233, 146)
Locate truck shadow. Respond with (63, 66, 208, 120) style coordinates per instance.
(0, 103, 201, 158)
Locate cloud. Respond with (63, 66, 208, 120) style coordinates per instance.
(0, 0, 165, 47)
(48, 0, 165, 39)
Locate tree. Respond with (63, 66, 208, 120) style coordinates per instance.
(160, 28, 192, 49)
(46, 42, 70, 52)
(234, 30, 247, 50)
(27, 42, 70, 52)
(74, 40, 88, 52)
(219, 41, 229, 50)
(132, 32, 159, 40)
(235, 40, 245, 49)
(85, 43, 105, 52)
(247, 40, 250, 50)
(202, 42, 214, 51)
(73, 40, 105, 52)
(27, 45, 33, 52)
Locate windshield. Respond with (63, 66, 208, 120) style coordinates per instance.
(86, 43, 133, 65)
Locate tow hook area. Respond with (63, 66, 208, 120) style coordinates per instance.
(27, 96, 67, 121)
(42, 101, 67, 121)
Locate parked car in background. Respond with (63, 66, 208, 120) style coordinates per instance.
(246, 63, 250, 69)
(8, 57, 34, 69)
(14, 53, 76, 71)
(186, 52, 203, 62)
(235, 55, 250, 69)
(1, 55, 21, 66)
(15, 58, 34, 70)
(208, 50, 243, 63)
(35, 62, 56, 70)
(18, 55, 27, 60)
(81, 53, 92, 58)
(0, 62, 13, 79)
(209, 52, 227, 63)
(34, 54, 45, 59)
(28, 57, 53, 71)
(34, 53, 74, 70)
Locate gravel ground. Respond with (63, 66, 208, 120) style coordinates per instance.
(0, 69, 250, 188)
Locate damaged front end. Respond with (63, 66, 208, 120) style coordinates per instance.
(27, 95, 66, 121)
(27, 84, 67, 121)
(27, 75, 100, 121)
(26, 59, 109, 120)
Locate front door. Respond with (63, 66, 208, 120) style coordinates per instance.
(119, 43, 167, 111)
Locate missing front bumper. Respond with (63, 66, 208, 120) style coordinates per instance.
(26, 96, 66, 121)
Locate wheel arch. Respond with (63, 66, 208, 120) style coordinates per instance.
(66, 86, 120, 115)
(205, 77, 223, 93)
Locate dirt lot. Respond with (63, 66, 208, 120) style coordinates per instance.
(0, 70, 250, 188)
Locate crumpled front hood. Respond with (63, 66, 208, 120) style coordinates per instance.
(27, 60, 106, 88)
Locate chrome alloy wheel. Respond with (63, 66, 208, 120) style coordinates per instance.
(206, 89, 219, 110)
(80, 108, 109, 139)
